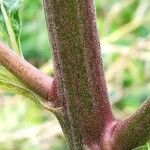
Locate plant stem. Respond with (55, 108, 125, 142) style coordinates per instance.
(0, 41, 55, 101)
(109, 98, 150, 150)
(43, 0, 113, 148)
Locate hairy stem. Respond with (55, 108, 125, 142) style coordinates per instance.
(0, 41, 55, 101)
(43, 0, 113, 148)
(108, 98, 150, 150)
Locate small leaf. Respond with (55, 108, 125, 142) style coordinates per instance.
(0, 0, 23, 56)
(0, 66, 56, 113)
(3, 0, 22, 13)
(147, 143, 150, 150)
(132, 145, 148, 150)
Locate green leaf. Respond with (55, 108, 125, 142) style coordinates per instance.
(147, 143, 150, 150)
(3, 0, 22, 13)
(0, 0, 23, 57)
(132, 143, 150, 150)
(0, 66, 56, 113)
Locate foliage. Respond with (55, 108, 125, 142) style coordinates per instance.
(0, 0, 23, 56)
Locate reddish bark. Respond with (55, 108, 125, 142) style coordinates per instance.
(0, 0, 150, 149)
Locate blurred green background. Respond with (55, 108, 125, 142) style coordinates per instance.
(0, 0, 150, 149)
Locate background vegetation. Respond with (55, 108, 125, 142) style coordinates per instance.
(0, 0, 150, 149)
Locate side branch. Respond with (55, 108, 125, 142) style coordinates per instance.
(0, 41, 55, 101)
(110, 98, 150, 149)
